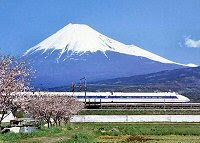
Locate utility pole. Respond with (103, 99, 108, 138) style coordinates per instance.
(80, 77, 87, 104)
(72, 82, 76, 94)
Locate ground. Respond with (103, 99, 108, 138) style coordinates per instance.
(1, 123, 200, 143)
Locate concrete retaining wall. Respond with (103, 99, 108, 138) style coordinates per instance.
(70, 115, 200, 122)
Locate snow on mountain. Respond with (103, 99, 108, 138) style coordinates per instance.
(184, 63, 199, 67)
(24, 23, 197, 67)
(23, 23, 199, 88)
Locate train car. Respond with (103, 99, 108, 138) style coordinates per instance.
(66, 92, 190, 103)
(26, 91, 190, 104)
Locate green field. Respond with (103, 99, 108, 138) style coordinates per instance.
(1, 123, 200, 143)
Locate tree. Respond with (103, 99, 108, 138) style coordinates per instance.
(0, 56, 30, 129)
(20, 93, 84, 128)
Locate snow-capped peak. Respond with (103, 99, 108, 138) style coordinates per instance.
(24, 23, 111, 55)
(24, 23, 198, 67)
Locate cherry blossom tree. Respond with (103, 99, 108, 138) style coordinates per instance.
(0, 56, 30, 129)
(20, 93, 84, 128)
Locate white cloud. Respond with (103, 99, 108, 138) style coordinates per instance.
(185, 37, 200, 48)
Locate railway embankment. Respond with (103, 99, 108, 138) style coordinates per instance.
(80, 108, 200, 115)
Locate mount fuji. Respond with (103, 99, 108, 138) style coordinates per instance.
(23, 23, 197, 88)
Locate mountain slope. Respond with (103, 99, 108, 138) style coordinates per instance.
(23, 23, 196, 88)
(88, 67, 200, 102)
(92, 66, 200, 85)
(24, 23, 196, 66)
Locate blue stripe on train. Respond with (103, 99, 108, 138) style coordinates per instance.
(75, 96, 177, 99)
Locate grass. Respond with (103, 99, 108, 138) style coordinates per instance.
(1, 123, 200, 142)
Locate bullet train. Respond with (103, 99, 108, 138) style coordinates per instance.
(28, 91, 190, 103)
(67, 92, 190, 103)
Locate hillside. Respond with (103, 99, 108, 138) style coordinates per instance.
(89, 67, 200, 102)
(50, 67, 200, 102)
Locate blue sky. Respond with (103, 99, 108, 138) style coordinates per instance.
(0, 0, 200, 65)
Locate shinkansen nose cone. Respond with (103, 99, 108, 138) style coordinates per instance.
(175, 92, 190, 102)
(182, 95, 190, 102)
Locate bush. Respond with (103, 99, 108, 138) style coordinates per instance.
(15, 111, 25, 118)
